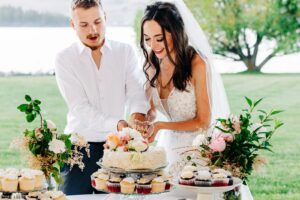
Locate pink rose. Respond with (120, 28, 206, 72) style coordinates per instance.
(230, 115, 241, 134)
(209, 137, 226, 152)
(221, 133, 234, 142)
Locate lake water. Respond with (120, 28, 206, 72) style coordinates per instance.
(0, 27, 299, 74)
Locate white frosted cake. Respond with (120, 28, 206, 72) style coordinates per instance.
(102, 128, 167, 170)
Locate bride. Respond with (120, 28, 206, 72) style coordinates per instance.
(139, 1, 253, 200)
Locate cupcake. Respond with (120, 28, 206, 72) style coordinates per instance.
(107, 176, 121, 193)
(31, 170, 45, 190)
(158, 171, 172, 191)
(194, 170, 212, 187)
(19, 172, 36, 192)
(179, 170, 195, 186)
(212, 173, 229, 186)
(94, 173, 109, 191)
(136, 177, 152, 194)
(46, 191, 67, 200)
(1, 174, 18, 192)
(151, 177, 166, 193)
(183, 165, 198, 173)
(120, 177, 135, 194)
(0, 170, 5, 191)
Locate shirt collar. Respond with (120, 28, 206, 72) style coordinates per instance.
(76, 39, 112, 55)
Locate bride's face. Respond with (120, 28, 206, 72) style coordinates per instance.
(143, 20, 174, 60)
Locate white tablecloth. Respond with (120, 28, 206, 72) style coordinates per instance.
(67, 189, 197, 200)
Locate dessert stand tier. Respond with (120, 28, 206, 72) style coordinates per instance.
(173, 177, 242, 200)
(94, 160, 171, 200)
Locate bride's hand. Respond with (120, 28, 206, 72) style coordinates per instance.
(147, 122, 161, 143)
(130, 120, 150, 137)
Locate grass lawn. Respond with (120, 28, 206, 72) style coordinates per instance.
(0, 74, 299, 199)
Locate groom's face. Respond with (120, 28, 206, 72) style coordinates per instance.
(71, 6, 106, 50)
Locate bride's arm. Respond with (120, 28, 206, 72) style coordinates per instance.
(151, 55, 211, 134)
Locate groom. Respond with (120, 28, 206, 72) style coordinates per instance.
(55, 0, 149, 195)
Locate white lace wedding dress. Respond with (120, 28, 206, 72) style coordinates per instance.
(152, 83, 253, 200)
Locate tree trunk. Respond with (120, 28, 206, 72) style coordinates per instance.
(243, 58, 259, 72)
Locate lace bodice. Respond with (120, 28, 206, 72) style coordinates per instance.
(152, 83, 197, 122)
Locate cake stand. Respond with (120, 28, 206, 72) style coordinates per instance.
(93, 160, 171, 200)
(173, 177, 242, 200)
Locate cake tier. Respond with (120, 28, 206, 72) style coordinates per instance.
(102, 146, 167, 170)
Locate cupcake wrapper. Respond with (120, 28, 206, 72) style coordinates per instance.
(179, 178, 194, 186)
(107, 182, 121, 193)
(136, 184, 152, 194)
(194, 180, 212, 187)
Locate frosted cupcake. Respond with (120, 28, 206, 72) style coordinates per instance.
(46, 191, 67, 200)
(1, 174, 18, 192)
(19, 172, 36, 192)
(151, 177, 166, 193)
(95, 173, 109, 191)
(158, 171, 172, 191)
(120, 177, 135, 194)
(179, 170, 195, 186)
(31, 170, 45, 189)
(136, 177, 152, 194)
(0, 170, 5, 191)
(194, 170, 212, 187)
(212, 173, 229, 186)
(107, 176, 121, 193)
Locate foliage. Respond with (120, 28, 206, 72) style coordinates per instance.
(185, 0, 300, 71)
(197, 97, 283, 181)
(16, 94, 89, 186)
(190, 97, 283, 199)
(0, 6, 69, 27)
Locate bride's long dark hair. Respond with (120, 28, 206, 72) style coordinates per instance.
(140, 1, 197, 91)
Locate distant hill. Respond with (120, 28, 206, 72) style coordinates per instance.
(0, 6, 69, 27)
(0, 0, 150, 26)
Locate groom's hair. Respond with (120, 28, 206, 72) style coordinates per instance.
(71, 0, 102, 10)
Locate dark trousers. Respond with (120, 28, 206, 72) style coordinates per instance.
(59, 142, 106, 195)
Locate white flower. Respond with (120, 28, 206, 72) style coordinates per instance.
(120, 127, 143, 140)
(49, 139, 66, 154)
(128, 140, 148, 152)
(46, 120, 56, 130)
(192, 134, 207, 147)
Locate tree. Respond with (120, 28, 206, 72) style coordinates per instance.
(185, 0, 300, 72)
(0, 6, 69, 27)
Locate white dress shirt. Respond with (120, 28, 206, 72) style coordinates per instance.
(55, 39, 149, 142)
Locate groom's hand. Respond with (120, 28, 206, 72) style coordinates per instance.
(117, 120, 129, 131)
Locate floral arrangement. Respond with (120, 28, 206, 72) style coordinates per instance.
(176, 97, 283, 199)
(14, 95, 90, 186)
(193, 97, 283, 181)
(104, 128, 149, 152)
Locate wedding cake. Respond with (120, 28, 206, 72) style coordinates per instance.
(102, 128, 167, 170)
